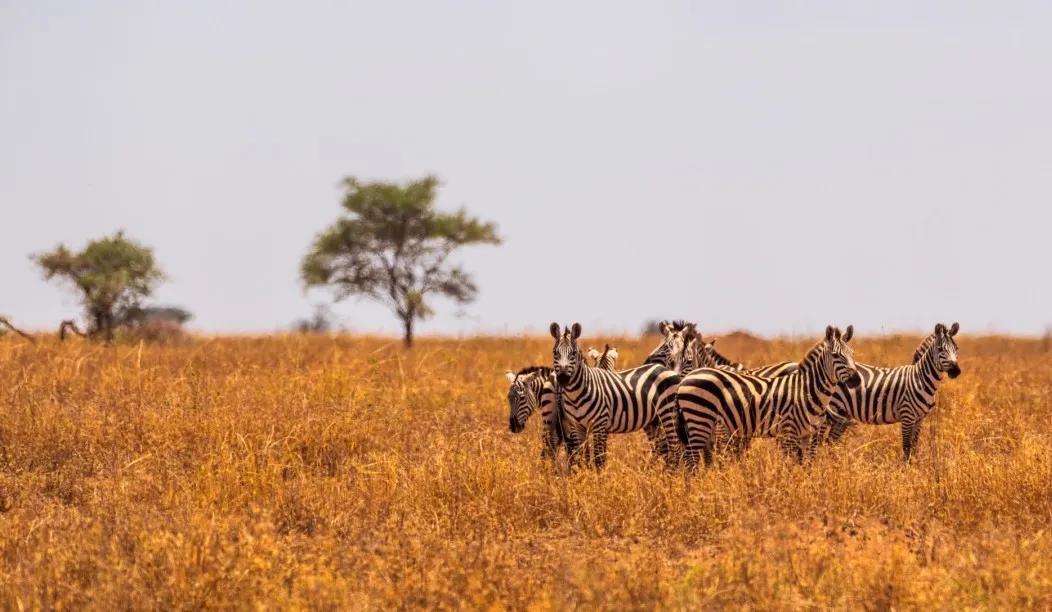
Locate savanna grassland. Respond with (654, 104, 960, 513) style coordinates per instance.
(0, 333, 1050, 610)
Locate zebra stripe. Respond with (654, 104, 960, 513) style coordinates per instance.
(682, 337, 799, 378)
(505, 366, 563, 460)
(506, 345, 620, 463)
(587, 344, 620, 370)
(823, 322, 961, 462)
(676, 325, 861, 469)
(745, 361, 799, 378)
(552, 322, 682, 469)
(643, 320, 698, 373)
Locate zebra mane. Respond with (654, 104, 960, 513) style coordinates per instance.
(667, 320, 690, 331)
(912, 334, 935, 364)
(799, 338, 829, 368)
(514, 365, 552, 378)
(707, 344, 738, 367)
(644, 351, 667, 365)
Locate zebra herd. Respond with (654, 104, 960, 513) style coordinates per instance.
(504, 321, 961, 470)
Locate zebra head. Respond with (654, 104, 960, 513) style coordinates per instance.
(505, 367, 547, 433)
(822, 325, 862, 389)
(932, 322, 961, 378)
(651, 320, 698, 372)
(550, 322, 583, 385)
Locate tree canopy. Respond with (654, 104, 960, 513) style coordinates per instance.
(34, 231, 165, 341)
(302, 175, 501, 347)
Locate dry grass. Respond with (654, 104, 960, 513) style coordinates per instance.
(0, 333, 1050, 610)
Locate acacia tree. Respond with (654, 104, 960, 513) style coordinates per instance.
(33, 231, 164, 342)
(302, 176, 500, 347)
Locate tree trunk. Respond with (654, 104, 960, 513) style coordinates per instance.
(103, 311, 114, 344)
(402, 316, 414, 348)
(93, 310, 115, 344)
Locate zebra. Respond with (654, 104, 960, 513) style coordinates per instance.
(821, 322, 961, 462)
(676, 325, 862, 469)
(505, 366, 563, 460)
(643, 320, 698, 373)
(682, 336, 799, 378)
(587, 344, 620, 370)
(505, 347, 620, 462)
(551, 322, 682, 469)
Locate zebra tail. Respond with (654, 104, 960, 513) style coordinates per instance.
(676, 405, 688, 446)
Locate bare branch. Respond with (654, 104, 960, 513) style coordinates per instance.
(0, 317, 35, 342)
(59, 320, 88, 341)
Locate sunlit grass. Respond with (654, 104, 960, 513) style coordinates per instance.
(0, 333, 1049, 608)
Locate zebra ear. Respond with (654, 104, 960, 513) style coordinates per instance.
(949, 322, 960, 336)
(659, 320, 670, 336)
(571, 322, 582, 340)
(684, 322, 698, 340)
(843, 325, 854, 342)
(825, 325, 835, 341)
(934, 323, 946, 336)
(505, 371, 517, 382)
(549, 322, 560, 339)
(607, 347, 619, 361)
(586, 347, 600, 361)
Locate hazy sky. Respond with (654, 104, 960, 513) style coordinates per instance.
(3, 1, 1051, 337)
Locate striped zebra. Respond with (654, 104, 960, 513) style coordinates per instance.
(506, 346, 620, 462)
(587, 344, 620, 370)
(505, 366, 563, 460)
(822, 322, 961, 462)
(551, 322, 682, 469)
(644, 320, 698, 373)
(681, 336, 799, 378)
(676, 325, 862, 469)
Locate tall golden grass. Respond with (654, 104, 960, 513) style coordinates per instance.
(0, 333, 1050, 609)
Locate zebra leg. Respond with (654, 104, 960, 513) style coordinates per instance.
(726, 430, 752, 460)
(681, 416, 715, 471)
(901, 419, 920, 463)
(826, 415, 853, 444)
(592, 428, 609, 470)
(541, 425, 562, 462)
(643, 418, 670, 461)
(563, 423, 586, 470)
(806, 429, 822, 461)
(653, 400, 686, 468)
(778, 426, 805, 463)
(541, 410, 564, 462)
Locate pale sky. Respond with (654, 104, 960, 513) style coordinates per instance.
(2, 1, 1051, 337)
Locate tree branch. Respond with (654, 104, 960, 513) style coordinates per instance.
(59, 320, 88, 341)
(0, 317, 35, 342)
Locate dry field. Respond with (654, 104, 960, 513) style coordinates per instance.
(0, 333, 1050, 610)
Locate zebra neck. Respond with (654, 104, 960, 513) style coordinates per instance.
(559, 361, 589, 401)
(644, 346, 669, 366)
(528, 377, 546, 403)
(712, 350, 736, 367)
(913, 349, 943, 394)
(796, 358, 835, 414)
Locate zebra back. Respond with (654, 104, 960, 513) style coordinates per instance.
(677, 326, 858, 468)
(587, 344, 620, 370)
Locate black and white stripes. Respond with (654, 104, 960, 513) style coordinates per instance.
(503, 320, 963, 470)
(551, 322, 682, 469)
(822, 322, 961, 461)
(675, 325, 862, 469)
